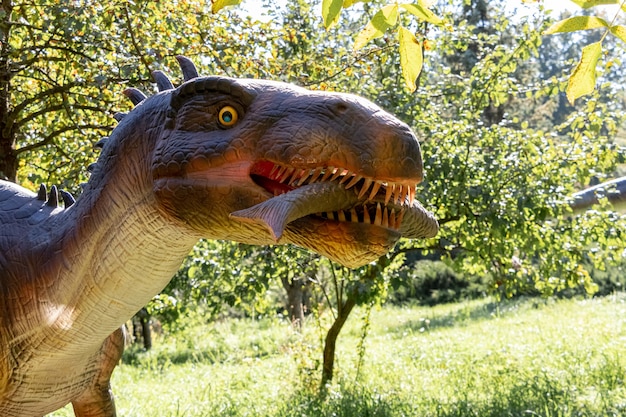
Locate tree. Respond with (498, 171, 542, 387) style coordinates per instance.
(0, 1, 116, 184)
(397, 5, 625, 297)
(4, 0, 625, 392)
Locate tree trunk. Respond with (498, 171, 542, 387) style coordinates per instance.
(134, 308, 152, 350)
(320, 293, 356, 388)
(0, 0, 16, 182)
(281, 275, 306, 328)
(0, 137, 17, 182)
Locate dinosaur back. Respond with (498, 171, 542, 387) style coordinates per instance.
(0, 180, 70, 226)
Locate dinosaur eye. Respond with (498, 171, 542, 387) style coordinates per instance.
(218, 106, 238, 127)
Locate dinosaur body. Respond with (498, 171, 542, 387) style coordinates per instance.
(0, 58, 438, 416)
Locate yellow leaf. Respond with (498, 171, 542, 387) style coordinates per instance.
(566, 41, 603, 104)
(322, 0, 343, 29)
(400, 3, 444, 25)
(354, 4, 398, 50)
(398, 26, 423, 92)
(609, 25, 626, 43)
(569, 0, 619, 8)
(211, 0, 241, 14)
(544, 15, 609, 34)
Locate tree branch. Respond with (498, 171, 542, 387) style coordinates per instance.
(123, 4, 153, 79)
(15, 123, 110, 155)
(15, 104, 106, 129)
(11, 82, 80, 117)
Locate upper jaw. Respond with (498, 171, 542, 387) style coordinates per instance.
(244, 160, 439, 239)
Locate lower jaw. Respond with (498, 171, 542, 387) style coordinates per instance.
(282, 217, 400, 268)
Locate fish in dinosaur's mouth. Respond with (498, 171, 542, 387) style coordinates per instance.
(231, 160, 438, 241)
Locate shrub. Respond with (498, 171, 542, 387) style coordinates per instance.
(389, 260, 488, 306)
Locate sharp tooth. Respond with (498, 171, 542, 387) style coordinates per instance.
(382, 207, 389, 228)
(337, 210, 346, 222)
(363, 205, 371, 224)
(327, 211, 335, 220)
(296, 170, 312, 186)
(330, 168, 345, 182)
(409, 187, 416, 206)
(368, 182, 382, 201)
(396, 185, 404, 205)
(309, 167, 324, 183)
(358, 178, 373, 199)
(275, 165, 288, 180)
(321, 167, 335, 182)
(288, 169, 302, 185)
(350, 208, 359, 222)
(375, 203, 382, 226)
(389, 209, 397, 229)
(344, 175, 362, 190)
(290, 169, 307, 185)
(269, 164, 280, 178)
(279, 167, 295, 183)
(385, 184, 394, 205)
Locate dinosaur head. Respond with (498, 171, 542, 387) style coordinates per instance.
(117, 57, 438, 268)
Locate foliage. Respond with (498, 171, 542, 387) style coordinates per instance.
(150, 241, 278, 327)
(389, 260, 487, 305)
(543, 0, 626, 103)
(347, 2, 445, 91)
(388, 2, 626, 299)
(1, 2, 116, 186)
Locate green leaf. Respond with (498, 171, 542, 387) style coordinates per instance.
(544, 15, 609, 34)
(400, 3, 444, 25)
(211, 0, 241, 14)
(609, 25, 626, 43)
(566, 41, 603, 104)
(398, 26, 423, 92)
(354, 4, 398, 50)
(322, 0, 343, 29)
(568, 0, 619, 8)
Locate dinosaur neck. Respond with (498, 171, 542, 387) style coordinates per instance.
(56, 184, 197, 343)
(41, 103, 199, 350)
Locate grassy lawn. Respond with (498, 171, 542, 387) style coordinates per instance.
(48, 294, 626, 416)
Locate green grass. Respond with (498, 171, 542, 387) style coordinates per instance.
(48, 294, 626, 416)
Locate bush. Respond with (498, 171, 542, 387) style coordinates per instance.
(592, 262, 626, 296)
(389, 260, 488, 306)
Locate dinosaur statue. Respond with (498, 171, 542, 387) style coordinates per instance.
(0, 56, 439, 416)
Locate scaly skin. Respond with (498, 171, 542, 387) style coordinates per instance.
(0, 57, 438, 416)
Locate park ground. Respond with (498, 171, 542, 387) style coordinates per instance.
(49, 294, 626, 417)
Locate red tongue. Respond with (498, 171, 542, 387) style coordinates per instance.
(250, 161, 294, 196)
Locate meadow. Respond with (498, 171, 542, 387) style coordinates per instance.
(49, 294, 626, 417)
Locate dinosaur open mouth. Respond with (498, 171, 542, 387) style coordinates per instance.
(244, 160, 427, 234)
(250, 160, 416, 203)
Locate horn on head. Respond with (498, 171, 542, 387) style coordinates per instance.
(176, 55, 199, 81)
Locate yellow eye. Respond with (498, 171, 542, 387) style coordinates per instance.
(218, 106, 238, 127)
